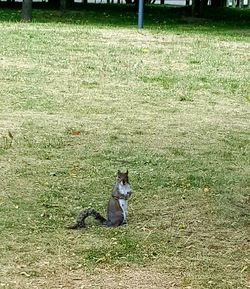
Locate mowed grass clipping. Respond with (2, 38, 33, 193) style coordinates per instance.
(0, 15, 250, 289)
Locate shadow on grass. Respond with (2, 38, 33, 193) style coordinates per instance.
(0, 4, 249, 34)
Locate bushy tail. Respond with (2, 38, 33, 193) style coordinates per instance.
(67, 208, 107, 229)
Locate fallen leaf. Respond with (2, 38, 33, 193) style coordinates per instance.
(71, 130, 81, 136)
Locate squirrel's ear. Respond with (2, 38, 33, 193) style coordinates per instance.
(126, 170, 128, 174)
(117, 170, 121, 174)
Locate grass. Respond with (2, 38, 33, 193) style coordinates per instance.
(0, 6, 250, 289)
(0, 4, 250, 31)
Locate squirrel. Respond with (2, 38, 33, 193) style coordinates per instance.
(67, 170, 132, 229)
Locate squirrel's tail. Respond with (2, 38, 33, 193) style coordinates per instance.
(67, 208, 107, 229)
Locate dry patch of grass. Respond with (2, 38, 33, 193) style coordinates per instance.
(1, 266, 178, 289)
(0, 21, 249, 289)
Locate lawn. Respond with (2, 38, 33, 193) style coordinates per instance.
(0, 7, 249, 289)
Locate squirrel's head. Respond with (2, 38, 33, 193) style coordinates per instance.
(117, 170, 129, 185)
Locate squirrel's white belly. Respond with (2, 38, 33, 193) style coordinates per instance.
(118, 183, 131, 221)
(118, 199, 128, 220)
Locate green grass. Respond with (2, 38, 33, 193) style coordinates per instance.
(0, 5, 250, 32)
(0, 7, 250, 289)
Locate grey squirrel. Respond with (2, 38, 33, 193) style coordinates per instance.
(67, 170, 132, 229)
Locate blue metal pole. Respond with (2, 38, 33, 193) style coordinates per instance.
(138, 0, 144, 29)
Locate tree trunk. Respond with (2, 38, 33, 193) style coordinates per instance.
(192, 0, 208, 17)
(21, 0, 32, 22)
(48, 0, 60, 8)
(239, 0, 244, 7)
(192, 0, 200, 16)
(48, 0, 73, 10)
(61, 0, 66, 10)
(200, 0, 208, 16)
(210, 0, 227, 7)
(60, 0, 68, 10)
